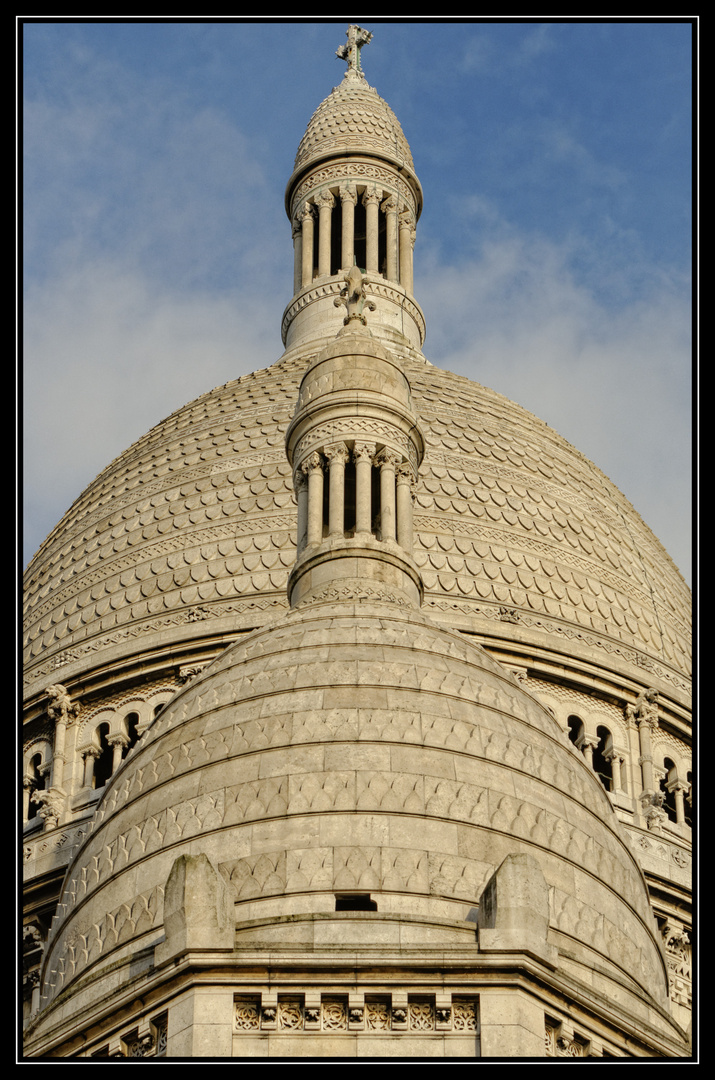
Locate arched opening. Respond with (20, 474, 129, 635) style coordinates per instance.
(567, 715, 584, 749)
(122, 712, 141, 760)
(353, 197, 367, 272)
(685, 770, 692, 827)
(26, 753, 45, 820)
(592, 726, 613, 791)
(660, 758, 678, 823)
(344, 458, 356, 535)
(93, 723, 113, 789)
(331, 194, 342, 275)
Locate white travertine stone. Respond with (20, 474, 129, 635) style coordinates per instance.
(23, 23, 690, 1061)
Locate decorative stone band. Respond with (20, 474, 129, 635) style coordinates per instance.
(281, 276, 426, 347)
(292, 416, 419, 475)
(289, 159, 419, 220)
(234, 992, 478, 1034)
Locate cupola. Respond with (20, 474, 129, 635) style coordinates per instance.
(282, 25, 425, 352)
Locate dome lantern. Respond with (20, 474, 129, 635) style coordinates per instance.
(282, 25, 425, 352)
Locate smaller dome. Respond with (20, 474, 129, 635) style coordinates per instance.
(293, 73, 415, 176)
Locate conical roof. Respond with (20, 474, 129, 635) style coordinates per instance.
(293, 72, 415, 177)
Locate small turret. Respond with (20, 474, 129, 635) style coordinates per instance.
(282, 25, 425, 351)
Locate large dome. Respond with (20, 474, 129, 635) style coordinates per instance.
(23, 339, 690, 708)
(23, 26, 691, 1059)
(39, 599, 669, 1016)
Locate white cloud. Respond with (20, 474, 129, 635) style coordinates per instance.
(23, 261, 281, 565)
(418, 229, 691, 582)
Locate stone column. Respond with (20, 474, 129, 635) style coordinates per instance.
(303, 452, 325, 546)
(22, 776, 34, 821)
(300, 203, 316, 288)
(363, 186, 382, 274)
(82, 747, 100, 789)
(396, 462, 415, 553)
(669, 780, 689, 825)
(292, 216, 302, 295)
(46, 684, 78, 793)
(382, 194, 399, 283)
(325, 443, 349, 538)
(398, 206, 414, 293)
(315, 190, 335, 278)
(637, 715, 657, 794)
(376, 449, 400, 542)
(577, 733, 599, 769)
(626, 688, 659, 796)
(339, 183, 357, 269)
(354, 442, 375, 535)
(108, 733, 130, 775)
(604, 749, 625, 793)
(294, 468, 309, 555)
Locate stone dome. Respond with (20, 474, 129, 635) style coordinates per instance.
(23, 27, 691, 1056)
(23, 340, 691, 711)
(39, 598, 668, 1014)
(292, 74, 416, 178)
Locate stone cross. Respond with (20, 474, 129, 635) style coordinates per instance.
(336, 25, 372, 75)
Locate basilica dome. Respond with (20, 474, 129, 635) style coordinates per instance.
(23, 26, 691, 1059)
(22, 341, 691, 708)
(39, 599, 669, 1017)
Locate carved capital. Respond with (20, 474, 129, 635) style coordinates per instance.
(374, 448, 402, 470)
(324, 442, 350, 466)
(315, 189, 335, 210)
(361, 184, 382, 207)
(301, 451, 325, 476)
(45, 684, 80, 726)
(353, 441, 377, 463)
(339, 181, 358, 205)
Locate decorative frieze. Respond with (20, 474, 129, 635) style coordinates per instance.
(233, 993, 478, 1035)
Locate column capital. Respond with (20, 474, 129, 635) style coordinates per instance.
(374, 448, 402, 469)
(45, 684, 80, 727)
(315, 188, 335, 209)
(339, 181, 358, 204)
(324, 442, 350, 465)
(353, 442, 377, 462)
(362, 185, 383, 207)
(301, 451, 325, 475)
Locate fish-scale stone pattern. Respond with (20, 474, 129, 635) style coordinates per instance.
(403, 359, 691, 685)
(293, 79, 414, 174)
(41, 606, 665, 1005)
(23, 351, 690, 690)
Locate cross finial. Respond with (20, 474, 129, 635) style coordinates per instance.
(336, 24, 372, 77)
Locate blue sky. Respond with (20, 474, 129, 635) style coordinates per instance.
(22, 18, 693, 583)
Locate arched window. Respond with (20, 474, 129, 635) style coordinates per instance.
(567, 715, 584, 749)
(121, 712, 141, 760)
(26, 753, 45, 820)
(660, 758, 678, 823)
(93, 723, 113, 789)
(685, 771, 692, 827)
(592, 726, 613, 791)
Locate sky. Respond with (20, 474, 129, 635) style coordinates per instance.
(21, 18, 694, 584)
